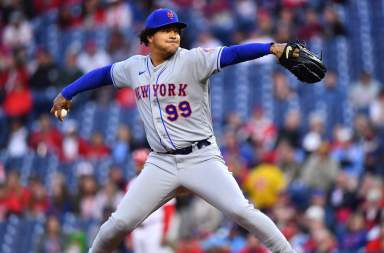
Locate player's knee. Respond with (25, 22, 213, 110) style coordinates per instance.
(111, 213, 143, 232)
(226, 202, 252, 224)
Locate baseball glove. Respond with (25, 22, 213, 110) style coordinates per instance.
(279, 42, 327, 83)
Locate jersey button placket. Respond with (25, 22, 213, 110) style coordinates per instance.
(150, 69, 172, 150)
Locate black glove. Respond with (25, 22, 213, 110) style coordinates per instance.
(279, 42, 327, 83)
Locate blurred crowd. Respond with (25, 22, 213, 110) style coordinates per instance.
(1, 0, 384, 253)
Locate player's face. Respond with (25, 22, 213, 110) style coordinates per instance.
(149, 26, 181, 56)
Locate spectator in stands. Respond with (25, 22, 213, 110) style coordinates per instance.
(203, 0, 235, 44)
(107, 166, 127, 192)
(57, 3, 83, 31)
(77, 40, 111, 73)
(243, 155, 286, 210)
(349, 71, 381, 113)
(365, 222, 384, 253)
(65, 230, 88, 253)
(220, 130, 252, 184)
(58, 48, 84, 90)
(327, 171, 358, 231)
(300, 141, 340, 193)
(61, 119, 88, 162)
(29, 48, 61, 114)
(338, 212, 368, 252)
(275, 140, 301, 185)
(26, 176, 49, 217)
(111, 124, 132, 165)
(3, 170, 30, 216)
(33, 0, 61, 16)
(193, 31, 222, 48)
(244, 107, 277, 152)
(239, 233, 268, 253)
(0, 184, 7, 221)
(369, 89, 384, 129)
(6, 118, 28, 158)
(29, 113, 63, 157)
(0, 47, 29, 91)
(359, 180, 383, 230)
(322, 5, 346, 38)
(323, 70, 344, 135)
(277, 109, 302, 149)
(1, 48, 32, 118)
(2, 11, 32, 49)
(272, 71, 297, 128)
(115, 86, 136, 108)
(30, 48, 60, 90)
(302, 112, 325, 153)
(48, 172, 75, 217)
(331, 126, 364, 178)
(357, 121, 384, 176)
(353, 113, 370, 141)
(105, 0, 132, 30)
(303, 226, 337, 253)
(81, 0, 106, 30)
(85, 131, 110, 160)
(107, 29, 132, 62)
(2, 74, 33, 118)
(75, 174, 99, 219)
(35, 215, 65, 253)
(274, 8, 296, 43)
(298, 8, 323, 41)
(93, 180, 124, 220)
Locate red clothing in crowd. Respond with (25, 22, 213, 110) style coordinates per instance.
(85, 144, 110, 159)
(4, 187, 31, 215)
(3, 87, 33, 117)
(29, 128, 63, 155)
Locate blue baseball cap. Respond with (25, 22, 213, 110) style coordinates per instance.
(144, 8, 186, 31)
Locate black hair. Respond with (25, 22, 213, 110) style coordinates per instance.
(139, 29, 156, 46)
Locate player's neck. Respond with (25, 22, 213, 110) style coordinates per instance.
(149, 53, 167, 67)
(149, 47, 174, 67)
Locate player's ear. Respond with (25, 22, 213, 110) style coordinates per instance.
(147, 34, 154, 44)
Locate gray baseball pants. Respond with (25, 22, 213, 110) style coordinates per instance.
(89, 143, 296, 253)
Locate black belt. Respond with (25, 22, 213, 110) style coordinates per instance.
(163, 139, 211, 155)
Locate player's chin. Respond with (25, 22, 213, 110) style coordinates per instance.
(165, 45, 179, 56)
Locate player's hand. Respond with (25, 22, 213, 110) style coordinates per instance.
(50, 93, 72, 122)
(270, 43, 289, 58)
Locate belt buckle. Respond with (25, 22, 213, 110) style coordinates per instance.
(191, 142, 199, 152)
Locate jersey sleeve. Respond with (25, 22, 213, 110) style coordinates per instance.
(189, 47, 224, 82)
(110, 56, 137, 88)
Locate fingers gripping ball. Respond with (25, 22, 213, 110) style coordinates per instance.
(279, 42, 327, 83)
(55, 109, 68, 119)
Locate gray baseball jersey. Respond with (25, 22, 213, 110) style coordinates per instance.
(111, 47, 224, 152)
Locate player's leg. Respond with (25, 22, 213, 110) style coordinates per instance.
(89, 161, 178, 253)
(178, 151, 295, 253)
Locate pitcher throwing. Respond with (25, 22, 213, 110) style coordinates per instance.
(51, 8, 326, 253)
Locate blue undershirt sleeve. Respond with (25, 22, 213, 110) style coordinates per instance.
(61, 64, 113, 100)
(220, 43, 273, 68)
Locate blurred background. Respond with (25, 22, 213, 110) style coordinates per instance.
(1, 0, 384, 252)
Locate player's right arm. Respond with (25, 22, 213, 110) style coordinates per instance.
(51, 57, 136, 121)
(50, 65, 113, 121)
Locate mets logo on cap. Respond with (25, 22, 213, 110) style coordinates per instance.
(167, 11, 174, 19)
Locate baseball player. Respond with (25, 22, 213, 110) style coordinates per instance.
(51, 8, 325, 253)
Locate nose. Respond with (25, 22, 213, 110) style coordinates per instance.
(169, 30, 177, 38)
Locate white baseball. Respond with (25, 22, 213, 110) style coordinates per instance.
(55, 109, 68, 118)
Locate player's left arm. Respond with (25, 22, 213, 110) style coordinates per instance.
(220, 43, 285, 68)
(221, 42, 326, 83)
